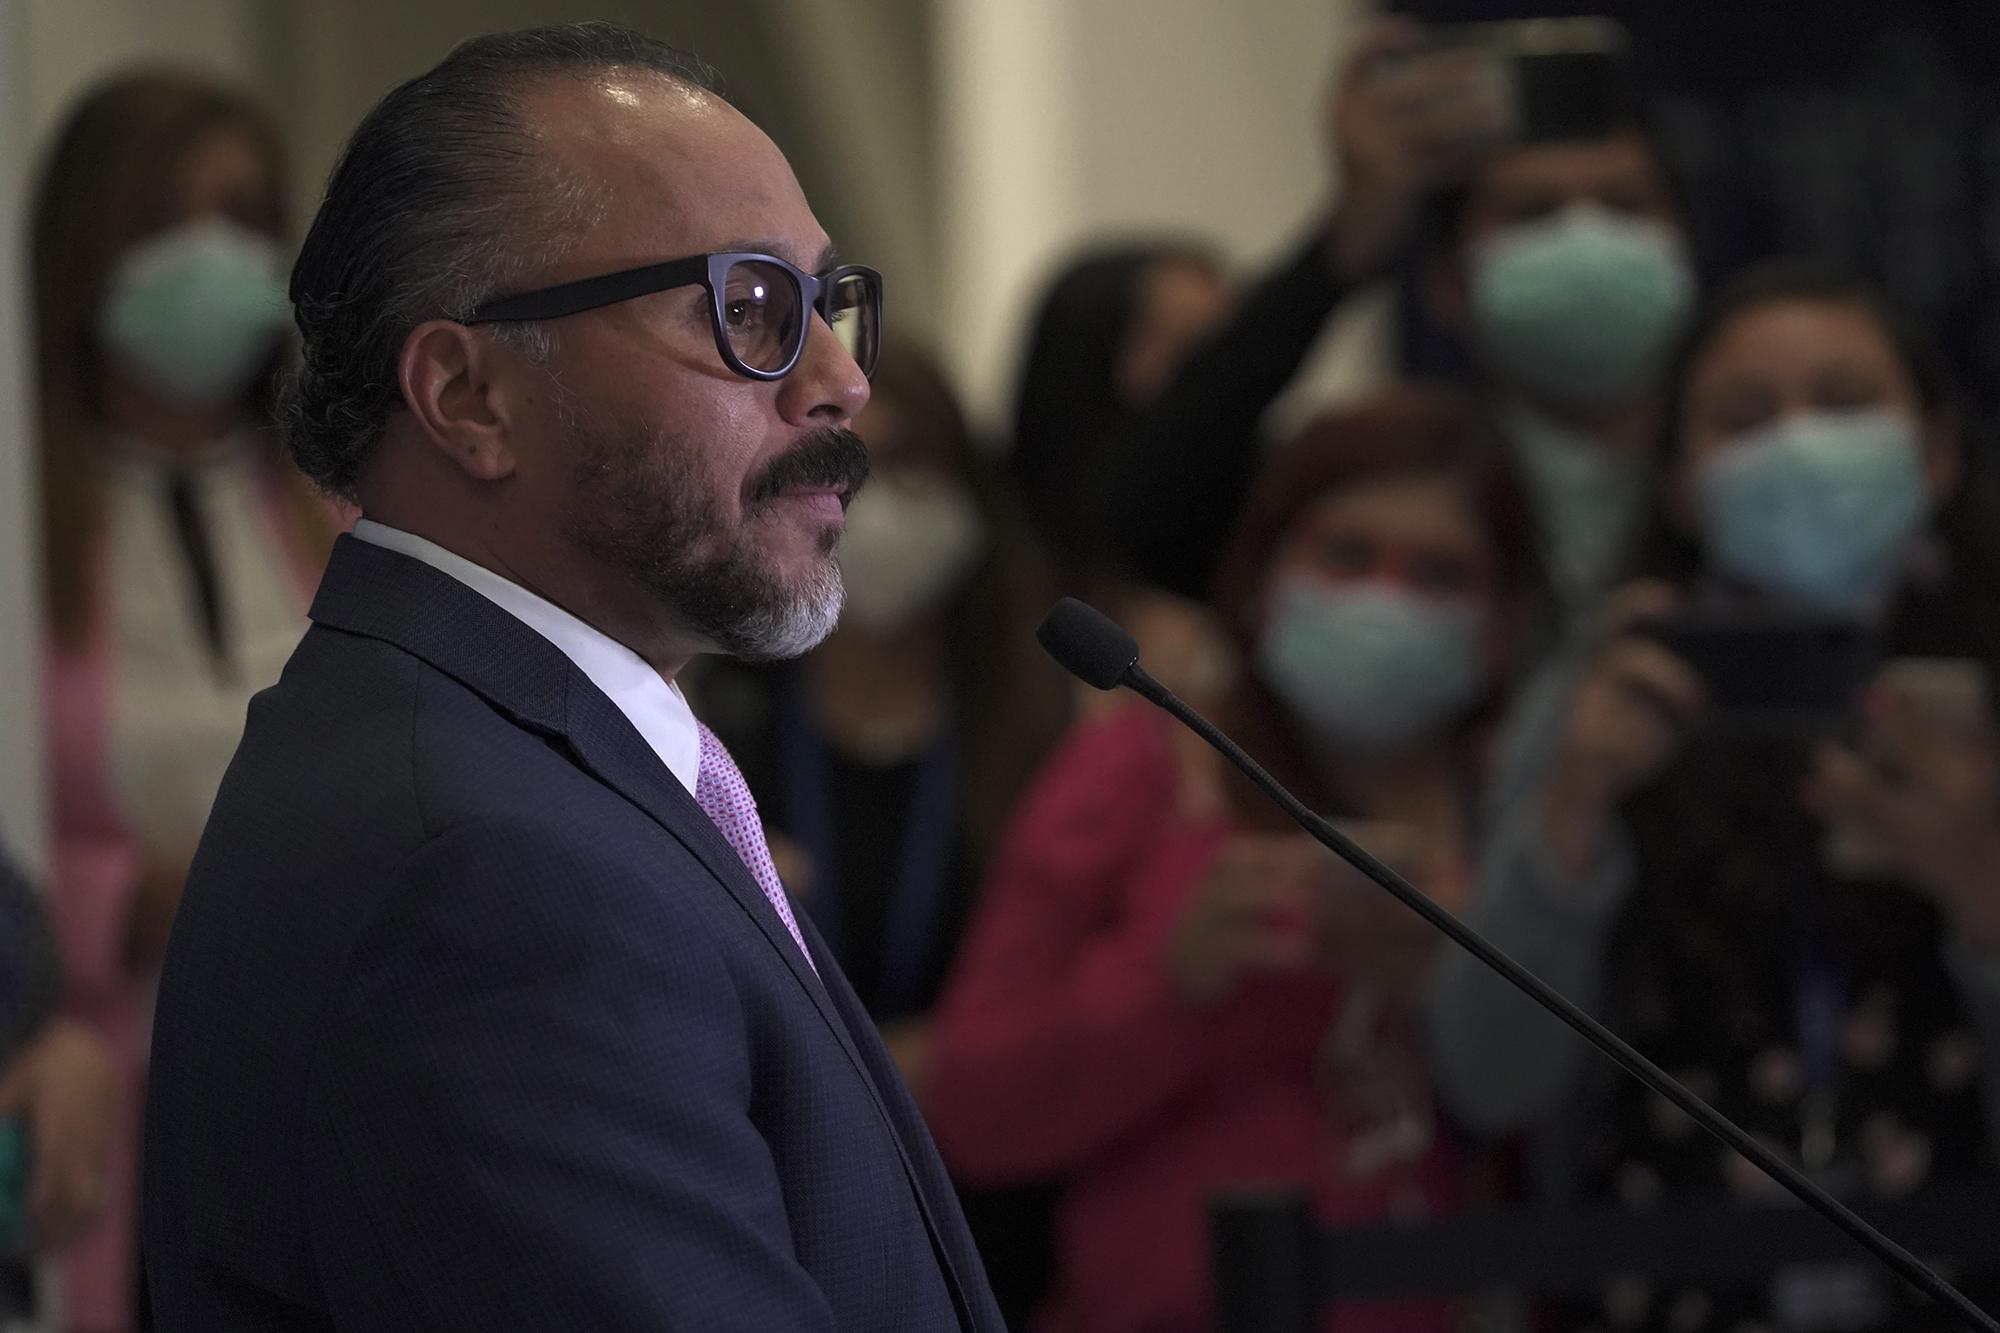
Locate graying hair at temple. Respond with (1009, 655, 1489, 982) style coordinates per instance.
(280, 22, 723, 501)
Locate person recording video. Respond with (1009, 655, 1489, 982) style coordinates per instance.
(929, 387, 1548, 1333)
(1095, 15, 1693, 650)
(1432, 265, 2000, 1332)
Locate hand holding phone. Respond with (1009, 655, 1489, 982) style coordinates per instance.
(1424, 17, 1641, 145)
(1811, 660, 2000, 932)
(1327, 18, 1513, 279)
(1530, 584, 1701, 869)
(1169, 833, 1330, 1006)
(0, 1021, 119, 1252)
(1319, 820, 1444, 1000)
(1873, 657, 1990, 738)
(1327, 15, 1640, 280)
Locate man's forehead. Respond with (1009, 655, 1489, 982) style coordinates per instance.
(528, 73, 827, 267)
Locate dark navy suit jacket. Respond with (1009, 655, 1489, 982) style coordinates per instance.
(142, 535, 1004, 1331)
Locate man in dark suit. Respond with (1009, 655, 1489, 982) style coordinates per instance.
(142, 23, 1002, 1331)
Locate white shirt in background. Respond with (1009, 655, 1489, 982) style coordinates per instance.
(104, 437, 309, 856)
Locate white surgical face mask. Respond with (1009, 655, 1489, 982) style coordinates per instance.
(1255, 576, 1488, 750)
(836, 474, 986, 632)
(1696, 408, 1930, 613)
(1470, 204, 1695, 409)
(98, 219, 290, 404)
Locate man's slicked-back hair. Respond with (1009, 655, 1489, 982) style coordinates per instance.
(283, 23, 723, 500)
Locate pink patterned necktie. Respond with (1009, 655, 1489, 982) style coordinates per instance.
(694, 723, 816, 973)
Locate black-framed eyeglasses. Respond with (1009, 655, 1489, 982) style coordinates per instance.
(466, 251, 882, 382)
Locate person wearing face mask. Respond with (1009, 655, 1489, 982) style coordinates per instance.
(1423, 113, 1695, 625)
(694, 338, 1069, 1327)
(30, 72, 335, 1333)
(928, 387, 1548, 1333)
(1089, 20, 1693, 652)
(1429, 267, 2000, 1332)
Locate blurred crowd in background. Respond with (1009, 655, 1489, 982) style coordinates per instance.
(8, 3, 2000, 1333)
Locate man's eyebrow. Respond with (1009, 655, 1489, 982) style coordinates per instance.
(724, 239, 839, 272)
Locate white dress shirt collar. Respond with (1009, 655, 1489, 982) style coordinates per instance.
(351, 519, 701, 795)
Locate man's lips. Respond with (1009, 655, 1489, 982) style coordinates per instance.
(745, 428, 870, 514)
(770, 485, 848, 521)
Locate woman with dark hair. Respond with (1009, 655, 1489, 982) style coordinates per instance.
(929, 386, 1546, 1333)
(1006, 17, 1520, 617)
(1003, 20, 1517, 723)
(1008, 240, 1231, 588)
(32, 71, 333, 1331)
(1057, 19, 1695, 646)
(1431, 265, 2000, 1332)
(1007, 240, 1253, 721)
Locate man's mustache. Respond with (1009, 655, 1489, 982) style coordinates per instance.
(747, 428, 871, 508)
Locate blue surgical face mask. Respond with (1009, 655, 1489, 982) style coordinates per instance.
(98, 219, 291, 405)
(1506, 408, 1645, 606)
(1696, 408, 1930, 613)
(1470, 205, 1695, 409)
(1254, 577, 1488, 750)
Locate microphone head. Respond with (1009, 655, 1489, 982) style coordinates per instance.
(1038, 598, 1140, 691)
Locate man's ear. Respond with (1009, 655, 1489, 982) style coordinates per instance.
(397, 320, 522, 482)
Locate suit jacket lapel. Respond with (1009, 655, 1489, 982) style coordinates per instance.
(551, 682, 850, 1031)
(310, 536, 846, 1021)
(792, 905, 980, 1328)
(560, 677, 977, 1329)
(309, 538, 974, 1318)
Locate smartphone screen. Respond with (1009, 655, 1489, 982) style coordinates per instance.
(1426, 17, 1640, 143)
(1637, 611, 1878, 730)
(1514, 46, 1640, 141)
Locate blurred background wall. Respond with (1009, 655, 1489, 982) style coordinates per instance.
(0, 1, 49, 873)
(0, 0, 1387, 864)
(932, 0, 1388, 422)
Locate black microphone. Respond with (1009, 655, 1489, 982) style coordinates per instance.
(1037, 596, 1999, 1333)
